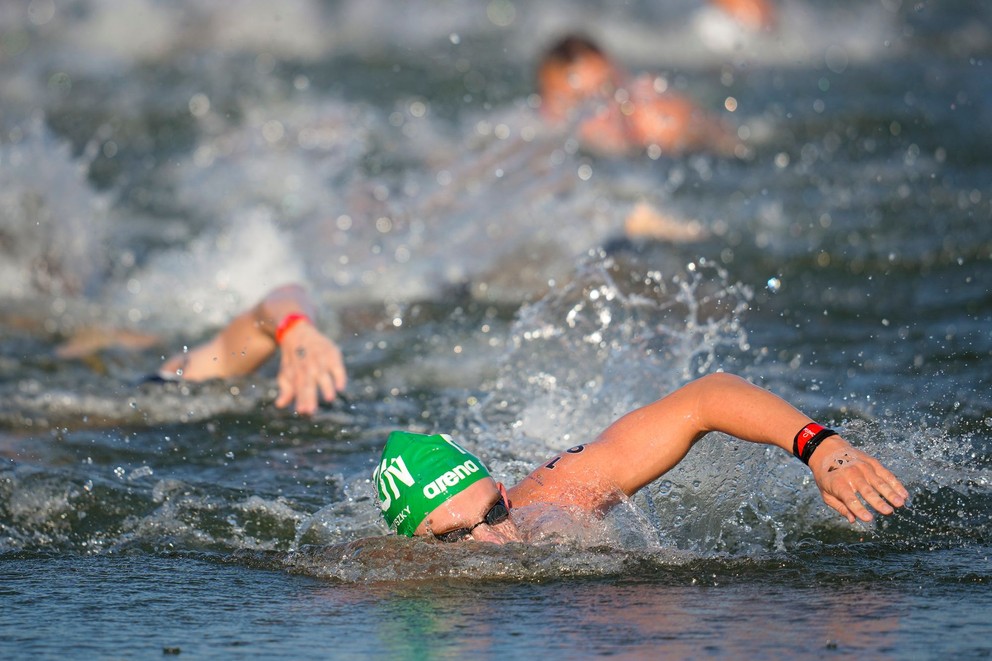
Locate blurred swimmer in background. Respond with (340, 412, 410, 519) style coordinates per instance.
(709, 0, 778, 32)
(536, 34, 742, 158)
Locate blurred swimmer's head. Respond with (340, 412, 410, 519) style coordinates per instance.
(537, 34, 620, 123)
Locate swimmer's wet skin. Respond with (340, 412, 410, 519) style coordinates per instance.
(373, 374, 910, 544)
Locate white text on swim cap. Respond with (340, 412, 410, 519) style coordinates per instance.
(375, 456, 414, 511)
(391, 505, 412, 530)
(423, 460, 479, 500)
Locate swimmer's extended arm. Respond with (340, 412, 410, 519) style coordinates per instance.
(512, 373, 907, 523)
(160, 284, 346, 414)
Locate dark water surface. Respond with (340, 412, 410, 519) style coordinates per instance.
(3, 548, 991, 659)
(1, 0, 991, 658)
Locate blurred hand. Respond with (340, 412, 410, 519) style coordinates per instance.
(274, 321, 347, 415)
(810, 437, 909, 523)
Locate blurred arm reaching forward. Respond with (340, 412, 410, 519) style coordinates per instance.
(160, 284, 347, 414)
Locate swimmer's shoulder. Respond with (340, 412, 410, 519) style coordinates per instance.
(509, 444, 622, 513)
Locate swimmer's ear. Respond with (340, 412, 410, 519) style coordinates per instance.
(496, 482, 512, 510)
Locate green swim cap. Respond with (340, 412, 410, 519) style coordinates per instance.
(373, 431, 491, 537)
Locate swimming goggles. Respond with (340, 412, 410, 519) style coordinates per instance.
(433, 495, 510, 542)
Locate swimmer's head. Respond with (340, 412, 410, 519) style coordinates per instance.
(710, 0, 777, 32)
(537, 34, 618, 121)
(372, 431, 492, 536)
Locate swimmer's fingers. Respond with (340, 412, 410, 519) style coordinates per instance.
(846, 455, 909, 514)
(275, 324, 347, 415)
(274, 355, 299, 411)
(293, 358, 319, 415)
(869, 457, 909, 511)
(818, 460, 908, 523)
(856, 477, 896, 518)
(273, 335, 311, 414)
(305, 336, 346, 408)
(315, 370, 336, 406)
(869, 461, 910, 506)
(317, 342, 347, 404)
(821, 492, 857, 524)
(822, 476, 877, 523)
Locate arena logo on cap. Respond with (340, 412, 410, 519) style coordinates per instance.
(374, 455, 414, 511)
(423, 459, 481, 500)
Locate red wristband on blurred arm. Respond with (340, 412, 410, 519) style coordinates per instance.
(274, 313, 311, 345)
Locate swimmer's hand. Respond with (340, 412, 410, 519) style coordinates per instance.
(275, 320, 347, 415)
(808, 436, 909, 523)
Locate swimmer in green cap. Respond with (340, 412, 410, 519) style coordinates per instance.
(374, 431, 504, 538)
(373, 373, 909, 543)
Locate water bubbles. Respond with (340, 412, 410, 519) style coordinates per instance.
(128, 466, 154, 480)
(261, 120, 284, 144)
(374, 216, 393, 233)
(28, 0, 56, 25)
(825, 45, 849, 74)
(189, 93, 210, 118)
(408, 100, 427, 118)
(585, 331, 603, 345)
(486, 0, 516, 26)
(775, 152, 791, 169)
(766, 277, 782, 293)
(47, 71, 71, 96)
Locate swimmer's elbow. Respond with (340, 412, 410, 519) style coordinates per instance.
(686, 372, 751, 431)
(692, 372, 749, 392)
(266, 282, 308, 300)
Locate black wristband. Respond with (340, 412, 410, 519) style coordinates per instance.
(793, 423, 838, 465)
